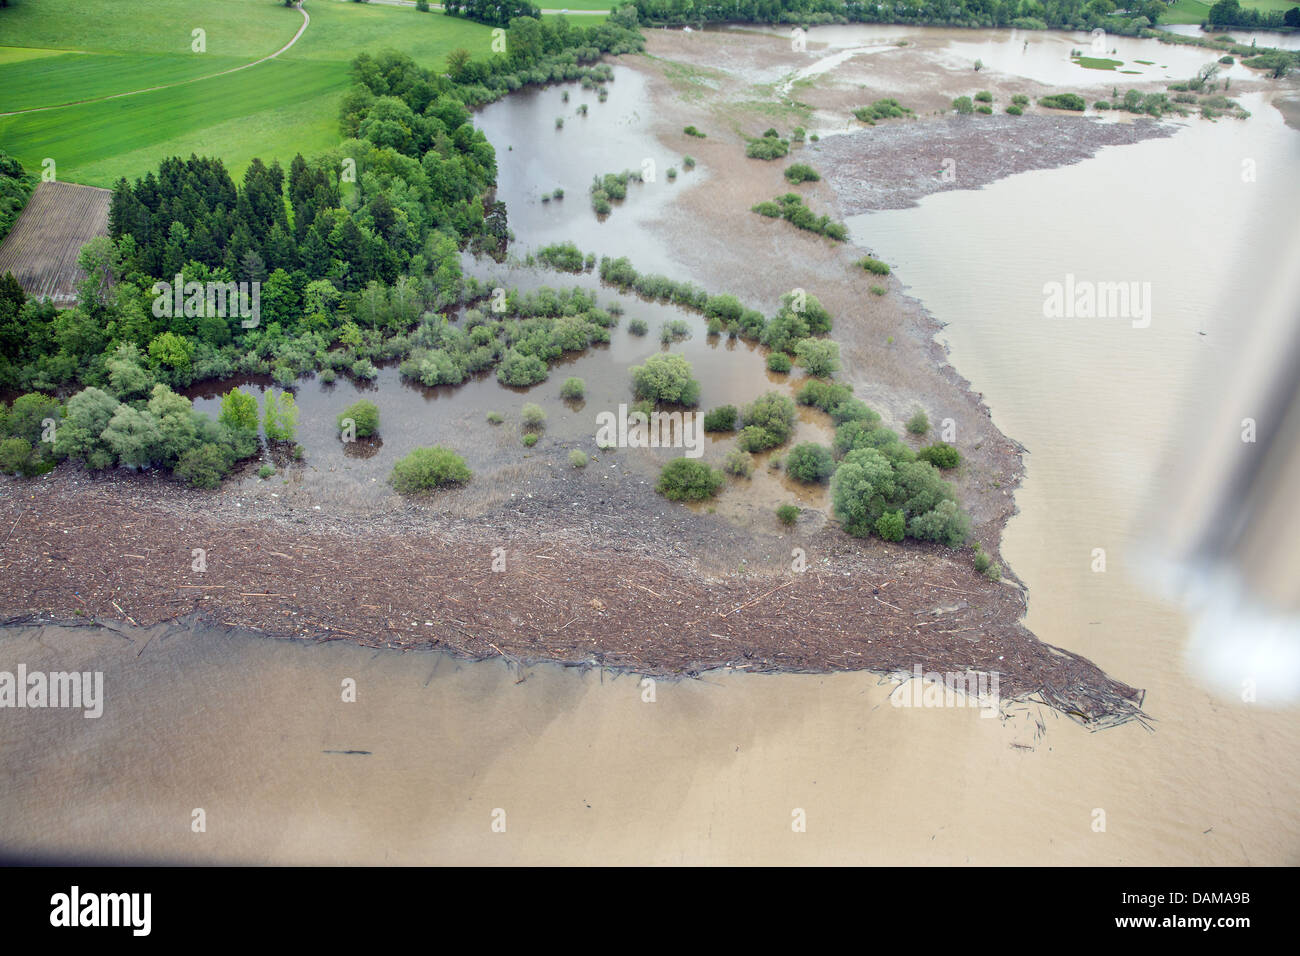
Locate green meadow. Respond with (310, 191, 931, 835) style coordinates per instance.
(1161, 0, 1298, 25)
(1072, 56, 1124, 70)
(0, 0, 495, 187)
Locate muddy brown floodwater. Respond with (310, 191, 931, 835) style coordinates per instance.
(2, 24, 1298, 864)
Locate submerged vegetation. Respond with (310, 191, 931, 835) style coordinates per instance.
(783, 163, 821, 184)
(657, 457, 725, 501)
(395, 286, 618, 389)
(590, 169, 645, 215)
(752, 194, 848, 241)
(630, 353, 701, 406)
(389, 445, 472, 494)
(1038, 93, 1087, 111)
(745, 129, 791, 160)
(853, 98, 913, 124)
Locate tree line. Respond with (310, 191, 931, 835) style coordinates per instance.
(1208, 0, 1300, 29)
(627, 0, 1174, 32)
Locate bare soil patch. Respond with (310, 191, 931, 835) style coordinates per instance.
(0, 180, 110, 305)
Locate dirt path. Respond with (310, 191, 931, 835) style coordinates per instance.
(0, 3, 312, 117)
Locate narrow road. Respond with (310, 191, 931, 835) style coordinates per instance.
(1, 3, 312, 117)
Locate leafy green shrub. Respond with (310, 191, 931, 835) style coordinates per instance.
(174, 443, 228, 489)
(660, 319, 691, 344)
(1006, 104, 1024, 115)
(833, 422, 911, 461)
(953, 96, 974, 114)
(628, 318, 648, 336)
(984, 561, 1002, 582)
(739, 392, 797, 450)
(974, 551, 992, 574)
(724, 448, 755, 478)
(684, 125, 706, 137)
(784, 163, 821, 184)
(258, 463, 276, 479)
(906, 409, 930, 436)
(683, 155, 696, 169)
(521, 402, 547, 429)
(1092, 101, 1110, 111)
(870, 284, 887, 296)
(796, 379, 853, 413)
(1039, 93, 1086, 111)
(0, 437, 43, 477)
(831, 449, 969, 545)
(667, 167, 678, 180)
(786, 443, 834, 483)
(1011, 94, 1029, 106)
(487, 411, 504, 424)
(217, 390, 257, 432)
(830, 399, 878, 427)
(752, 193, 847, 240)
(522, 433, 539, 447)
(794, 338, 841, 379)
(858, 256, 890, 276)
(875, 510, 906, 541)
(630, 354, 700, 406)
(745, 136, 789, 160)
(569, 449, 588, 468)
(917, 442, 960, 469)
(703, 405, 738, 432)
(975, 104, 993, 114)
(536, 242, 587, 272)
(908, 499, 970, 547)
(389, 446, 471, 494)
(5, 392, 61, 446)
(975, 90, 993, 103)
(264, 391, 299, 442)
(776, 504, 800, 526)
(737, 426, 772, 452)
(854, 98, 912, 123)
(497, 349, 549, 386)
(560, 377, 586, 400)
(766, 352, 792, 373)
(337, 399, 380, 438)
(657, 458, 725, 501)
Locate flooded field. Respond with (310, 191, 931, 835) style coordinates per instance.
(3, 25, 1298, 864)
(1160, 23, 1300, 52)
(185, 262, 833, 519)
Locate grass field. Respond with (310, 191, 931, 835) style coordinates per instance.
(1161, 0, 1298, 26)
(0, 0, 496, 187)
